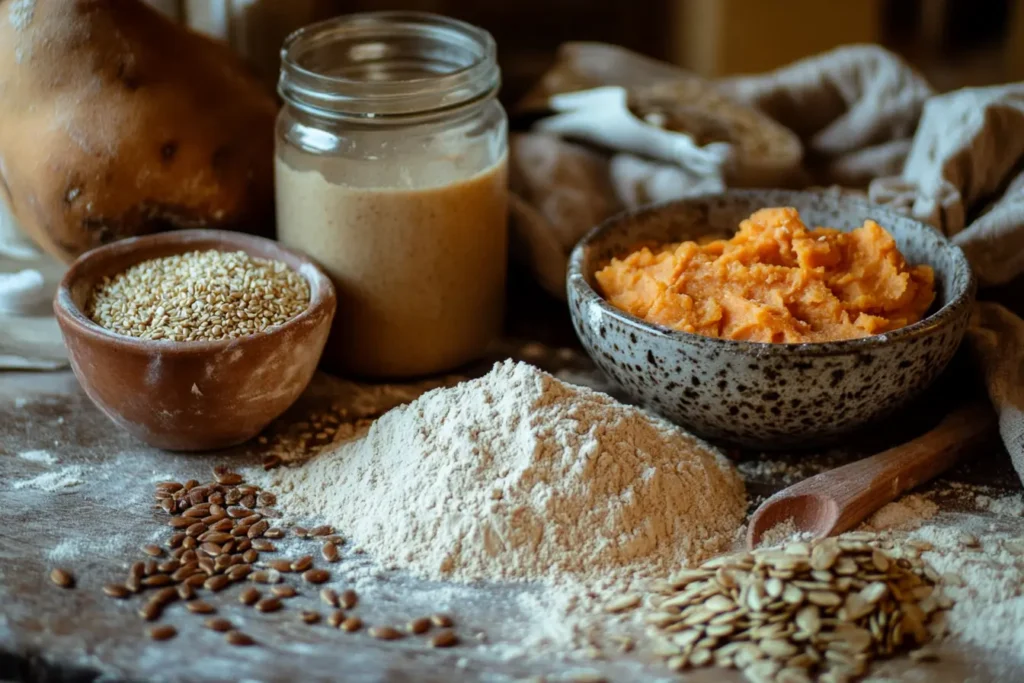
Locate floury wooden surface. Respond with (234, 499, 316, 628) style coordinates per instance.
(1, 347, 1022, 682)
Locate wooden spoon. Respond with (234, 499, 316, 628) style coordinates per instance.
(746, 401, 996, 549)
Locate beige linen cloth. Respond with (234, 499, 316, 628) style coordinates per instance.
(509, 42, 1024, 484)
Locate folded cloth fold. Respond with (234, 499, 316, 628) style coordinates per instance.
(969, 302, 1024, 484)
(869, 84, 1024, 287)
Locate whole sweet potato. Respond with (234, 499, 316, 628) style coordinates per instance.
(0, 0, 277, 262)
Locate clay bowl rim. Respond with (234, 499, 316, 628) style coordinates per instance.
(567, 189, 976, 358)
(54, 229, 336, 356)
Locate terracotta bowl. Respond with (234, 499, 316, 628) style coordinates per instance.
(54, 230, 336, 451)
(567, 189, 976, 448)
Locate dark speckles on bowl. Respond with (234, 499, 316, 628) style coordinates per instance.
(566, 190, 976, 448)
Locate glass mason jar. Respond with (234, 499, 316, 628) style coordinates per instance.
(275, 12, 508, 378)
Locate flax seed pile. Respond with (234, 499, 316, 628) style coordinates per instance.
(86, 250, 310, 342)
(48, 467, 460, 649)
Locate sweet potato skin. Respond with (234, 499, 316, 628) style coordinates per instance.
(0, 0, 277, 262)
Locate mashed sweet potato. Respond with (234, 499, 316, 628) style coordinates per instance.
(595, 207, 935, 343)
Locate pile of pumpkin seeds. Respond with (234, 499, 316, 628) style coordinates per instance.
(51, 467, 459, 649)
(633, 532, 953, 683)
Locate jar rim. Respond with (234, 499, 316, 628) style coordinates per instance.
(279, 11, 500, 120)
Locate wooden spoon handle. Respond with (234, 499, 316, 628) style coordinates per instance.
(781, 401, 994, 535)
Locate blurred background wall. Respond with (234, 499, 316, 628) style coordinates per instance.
(148, 0, 1024, 102)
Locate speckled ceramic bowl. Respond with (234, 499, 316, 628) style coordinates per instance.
(567, 189, 976, 448)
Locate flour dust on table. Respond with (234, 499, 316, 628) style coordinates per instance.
(261, 360, 747, 585)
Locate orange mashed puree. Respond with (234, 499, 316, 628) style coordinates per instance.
(595, 207, 935, 343)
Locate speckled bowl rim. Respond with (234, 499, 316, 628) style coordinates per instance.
(567, 190, 977, 358)
(55, 229, 336, 357)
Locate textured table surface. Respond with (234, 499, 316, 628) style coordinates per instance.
(1, 335, 1022, 683)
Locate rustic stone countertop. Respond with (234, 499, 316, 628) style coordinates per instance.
(1, 278, 1022, 682)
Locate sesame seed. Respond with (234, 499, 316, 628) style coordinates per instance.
(86, 250, 310, 342)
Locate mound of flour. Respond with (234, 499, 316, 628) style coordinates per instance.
(265, 360, 746, 583)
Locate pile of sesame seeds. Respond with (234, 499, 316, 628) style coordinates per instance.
(47, 467, 460, 649)
(86, 250, 310, 342)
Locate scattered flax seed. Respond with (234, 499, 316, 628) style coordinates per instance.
(340, 589, 358, 610)
(369, 626, 404, 641)
(341, 616, 363, 633)
(225, 631, 256, 647)
(103, 584, 130, 599)
(264, 528, 285, 539)
(291, 555, 314, 572)
(187, 601, 216, 614)
(204, 574, 230, 592)
(266, 559, 294, 573)
(147, 625, 177, 641)
(250, 569, 282, 584)
(272, 585, 298, 598)
(408, 618, 431, 635)
(300, 610, 321, 624)
(49, 568, 74, 589)
(204, 618, 233, 632)
(216, 472, 244, 486)
(239, 587, 261, 606)
(138, 601, 164, 621)
(328, 611, 345, 628)
(320, 588, 340, 607)
(142, 544, 164, 557)
(184, 573, 207, 588)
(322, 541, 339, 563)
(430, 614, 453, 628)
(142, 574, 173, 588)
(302, 569, 330, 584)
(430, 630, 459, 648)
(86, 250, 310, 342)
(293, 527, 309, 539)
(309, 525, 333, 537)
(251, 539, 275, 552)
(256, 597, 282, 613)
